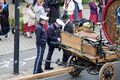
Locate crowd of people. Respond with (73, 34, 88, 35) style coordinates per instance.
(0, 0, 109, 74)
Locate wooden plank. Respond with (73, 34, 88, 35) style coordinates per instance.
(18, 67, 73, 80)
(82, 44, 97, 56)
(61, 31, 82, 51)
(98, 53, 120, 63)
(61, 47, 98, 63)
(62, 47, 120, 63)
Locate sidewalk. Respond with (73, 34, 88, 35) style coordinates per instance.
(0, 1, 35, 55)
(0, 32, 36, 55)
(0, 1, 90, 55)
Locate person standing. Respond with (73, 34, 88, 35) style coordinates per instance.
(34, 0, 46, 22)
(0, 4, 9, 40)
(0, 0, 10, 38)
(73, 0, 83, 21)
(88, 0, 98, 24)
(45, 19, 64, 70)
(63, 0, 75, 22)
(62, 13, 74, 63)
(22, 4, 35, 38)
(0, 0, 9, 16)
(44, 0, 61, 24)
(98, 0, 105, 22)
(33, 15, 49, 74)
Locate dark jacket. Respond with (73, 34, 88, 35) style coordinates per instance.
(35, 23, 47, 46)
(0, 10, 10, 35)
(64, 21, 74, 33)
(44, 0, 60, 24)
(89, 2, 98, 15)
(3, 3, 9, 16)
(47, 23, 61, 47)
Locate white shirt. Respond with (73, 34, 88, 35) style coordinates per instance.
(74, 0, 83, 10)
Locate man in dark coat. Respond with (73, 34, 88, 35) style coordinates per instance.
(33, 15, 49, 74)
(44, 0, 61, 24)
(62, 13, 74, 63)
(45, 19, 64, 70)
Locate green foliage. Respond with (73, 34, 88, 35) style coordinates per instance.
(9, 16, 24, 32)
(9, 17, 15, 28)
(82, 0, 89, 4)
(9, 9, 24, 32)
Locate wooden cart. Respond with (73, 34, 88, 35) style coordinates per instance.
(60, 31, 120, 80)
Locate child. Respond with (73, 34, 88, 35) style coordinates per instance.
(22, 3, 35, 38)
(88, 0, 98, 24)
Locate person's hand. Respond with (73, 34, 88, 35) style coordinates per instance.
(45, 8, 50, 12)
(57, 38, 61, 42)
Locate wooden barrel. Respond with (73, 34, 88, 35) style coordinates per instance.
(102, 0, 120, 45)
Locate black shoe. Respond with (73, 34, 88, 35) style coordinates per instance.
(33, 69, 43, 74)
(5, 35, 8, 38)
(45, 67, 54, 70)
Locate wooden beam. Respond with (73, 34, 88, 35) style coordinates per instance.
(18, 67, 73, 80)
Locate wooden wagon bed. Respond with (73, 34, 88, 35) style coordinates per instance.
(60, 31, 120, 64)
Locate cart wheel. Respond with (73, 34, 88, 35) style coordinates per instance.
(99, 63, 116, 80)
(68, 56, 82, 77)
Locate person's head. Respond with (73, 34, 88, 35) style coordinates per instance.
(0, 0, 6, 4)
(37, 0, 44, 5)
(55, 19, 64, 28)
(39, 15, 49, 25)
(62, 13, 69, 23)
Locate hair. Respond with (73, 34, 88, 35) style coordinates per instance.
(37, 0, 44, 3)
(26, 3, 31, 8)
(3, 0, 6, 3)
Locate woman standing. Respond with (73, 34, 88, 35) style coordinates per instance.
(63, 0, 75, 22)
(0, 4, 9, 39)
(73, 0, 83, 21)
(0, 0, 10, 38)
(88, 0, 98, 24)
(22, 4, 35, 38)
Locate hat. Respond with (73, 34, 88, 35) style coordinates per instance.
(62, 13, 69, 20)
(56, 19, 64, 26)
(40, 15, 49, 21)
